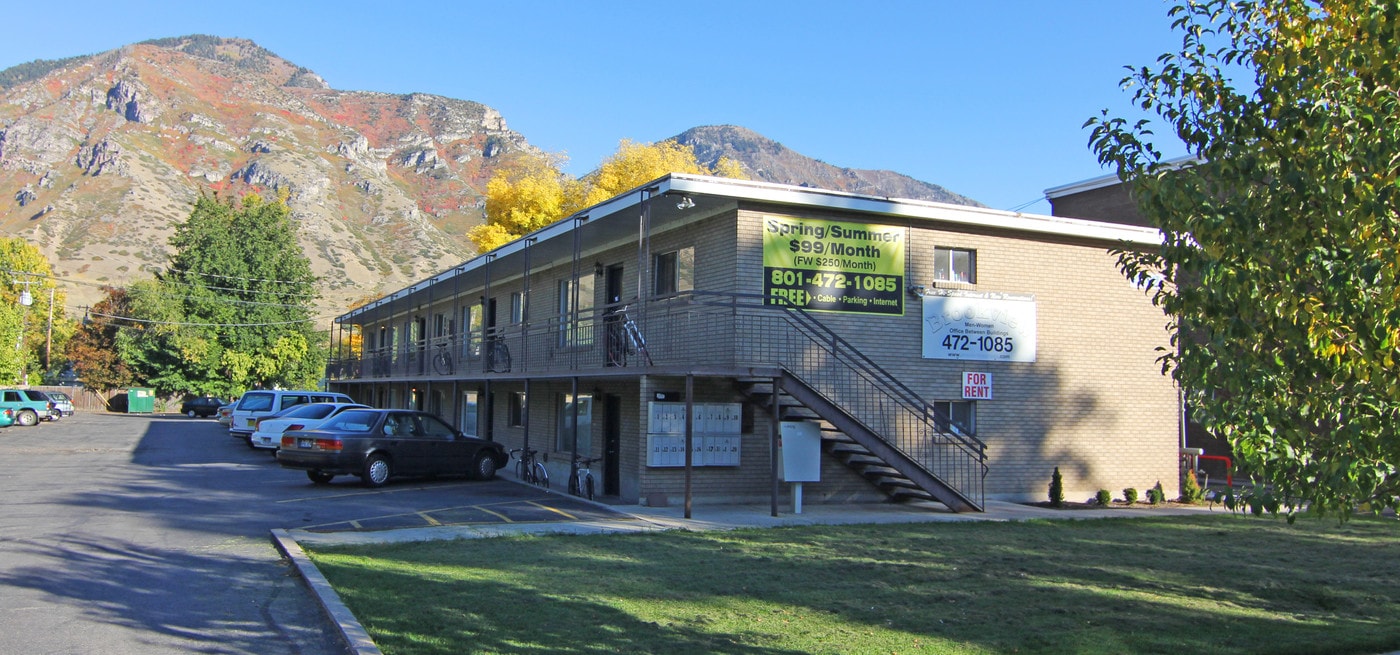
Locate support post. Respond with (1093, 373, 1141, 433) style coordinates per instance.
(770, 375, 780, 518)
(684, 373, 694, 519)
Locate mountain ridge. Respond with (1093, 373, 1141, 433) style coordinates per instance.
(0, 35, 983, 315)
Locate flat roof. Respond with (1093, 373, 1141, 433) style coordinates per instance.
(338, 173, 1165, 323)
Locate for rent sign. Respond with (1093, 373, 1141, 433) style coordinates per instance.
(963, 371, 992, 399)
(762, 217, 905, 315)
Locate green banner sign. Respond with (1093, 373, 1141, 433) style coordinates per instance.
(762, 217, 905, 315)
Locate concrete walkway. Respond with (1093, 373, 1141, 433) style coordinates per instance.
(271, 498, 1221, 654)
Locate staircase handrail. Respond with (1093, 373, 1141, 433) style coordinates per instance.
(659, 290, 988, 458)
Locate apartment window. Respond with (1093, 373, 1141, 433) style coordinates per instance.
(462, 305, 481, 358)
(557, 276, 596, 347)
(933, 401, 975, 436)
(460, 391, 479, 436)
(555, 393, 594, 453)
(510, 292, 524, 324)
(654, 247, 695, 295)
(508, 392, 526, 427)
(933, 247, 976, 284)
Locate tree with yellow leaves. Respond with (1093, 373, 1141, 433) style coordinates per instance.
(1088, 0, 1400, 519)
(469, 139, 746, 252)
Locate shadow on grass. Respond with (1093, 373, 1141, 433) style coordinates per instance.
(310, 515, 1400, 654)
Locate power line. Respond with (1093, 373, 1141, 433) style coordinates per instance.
(84, 309, 336, 328)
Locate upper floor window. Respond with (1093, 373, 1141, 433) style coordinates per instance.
(933, 247, 976, 284)
(558, 276, 596, 347)
(510, 292, 524, 324)
(655, 247, 695, 295)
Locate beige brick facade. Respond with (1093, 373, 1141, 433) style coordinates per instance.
(330, 175, 1178, 509)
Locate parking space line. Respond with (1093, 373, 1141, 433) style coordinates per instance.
(529, 501, 578, 520)
(417, 512, 442, 526)
(476, 506, 513, 523)
(349, 520, 363, 529)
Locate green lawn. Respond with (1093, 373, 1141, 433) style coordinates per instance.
(306, 514, 1400, 655)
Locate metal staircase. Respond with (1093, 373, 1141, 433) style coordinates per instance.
(738, 373, 984, 512)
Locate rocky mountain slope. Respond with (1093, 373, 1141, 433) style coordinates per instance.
(0, 36, 983, 318)
(0, 36, 533, 314)
(674, 125, 982, 206)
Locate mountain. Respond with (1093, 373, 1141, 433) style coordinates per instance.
(0, 36, 984, 316)
(674, 125, 983, 207)
(0, 36, 534, 312)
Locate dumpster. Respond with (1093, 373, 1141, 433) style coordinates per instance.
(127, 387, 155, 414)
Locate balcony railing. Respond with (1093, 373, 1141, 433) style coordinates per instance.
(328, 291, 987, 508)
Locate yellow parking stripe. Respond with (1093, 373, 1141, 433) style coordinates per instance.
(529, 501, 577, 520)
(418, 512, 442, 526)
(477, 506, 513, 522)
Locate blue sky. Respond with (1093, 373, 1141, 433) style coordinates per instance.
(2, 1, 1189, 214)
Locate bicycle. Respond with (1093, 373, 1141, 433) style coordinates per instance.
(431, 341, 454, 375)
(569, 455, 599, 501)
(606, 304, 653, 367)
(509, 447, 548, 489)
(486, 339, 512, 372)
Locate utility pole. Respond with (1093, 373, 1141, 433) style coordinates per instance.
(45, 286, 54, 371)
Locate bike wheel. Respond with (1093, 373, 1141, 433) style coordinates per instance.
(584, 473, 595, 501)
(533, 462, 549, 489)
(515, 458, 527, 482)
(568, 471, 580, 497)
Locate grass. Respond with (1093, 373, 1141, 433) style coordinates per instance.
(305, 514, 1400, 655)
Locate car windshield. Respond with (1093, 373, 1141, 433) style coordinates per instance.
(236, 392, 274, 411)
(321, 409, 379, 433)
(49, 392, 70, 402)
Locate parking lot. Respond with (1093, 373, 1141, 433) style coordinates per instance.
(0, 410, 628, 654)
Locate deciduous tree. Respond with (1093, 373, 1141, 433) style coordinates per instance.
(0, 238, 70, 384)
(470, 140, 747, 251)
(120, 193, 325, 396)
(1087, 0, 1400, 518)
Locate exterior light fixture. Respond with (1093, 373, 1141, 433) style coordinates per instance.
(907, 285, 927, 297)
(676, 196, 695, 210)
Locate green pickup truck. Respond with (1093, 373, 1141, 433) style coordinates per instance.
(0, 389, 57, 426)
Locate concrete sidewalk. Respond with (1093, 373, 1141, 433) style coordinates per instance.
(281, 498, 1219, 547)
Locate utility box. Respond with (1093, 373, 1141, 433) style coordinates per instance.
(778, 421, 822, 482)
(127, 388, 155, 414)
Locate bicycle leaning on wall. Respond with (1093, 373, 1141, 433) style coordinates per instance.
(510, 447, 548, 489)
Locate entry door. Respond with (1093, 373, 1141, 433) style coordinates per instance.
(604, 394, 621, 496)
(604, 265, 625, 366)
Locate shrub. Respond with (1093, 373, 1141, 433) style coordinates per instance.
(1148, 481, 1165, 504)
(1181, 470, 1204, 504)
(1123, 487, 1139, 505)
(1096, 489, 1113, 506)
(1049, 467, 1064, 507)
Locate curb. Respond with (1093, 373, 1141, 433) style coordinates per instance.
(270, 529, 382, 655)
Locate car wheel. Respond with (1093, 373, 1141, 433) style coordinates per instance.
(16, 409, 38, 426)
(307, 471, 335, 485)
(473, 453, 499, 481)
(362, 454, 391, 488)
(187, 410, 196, 418)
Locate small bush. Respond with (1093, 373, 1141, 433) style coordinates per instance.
(1148, 481, 1165, 504)
(1096, 489, 1113, 506)
(1123, 487, 1139, 505)
(1181, 470, 1204, 504)
(1048, 467, 1064, 507)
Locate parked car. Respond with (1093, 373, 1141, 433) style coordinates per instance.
(276, 409, 507, 487)
(249, 402, 370, 450)
(180, 396, 224, 418)
(0, 408, 14, 428)
(229, 390, 353, 442)
(46, 390, 75, 417)
(216, 402, 235, 426)
(0, 389, 57, 426)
